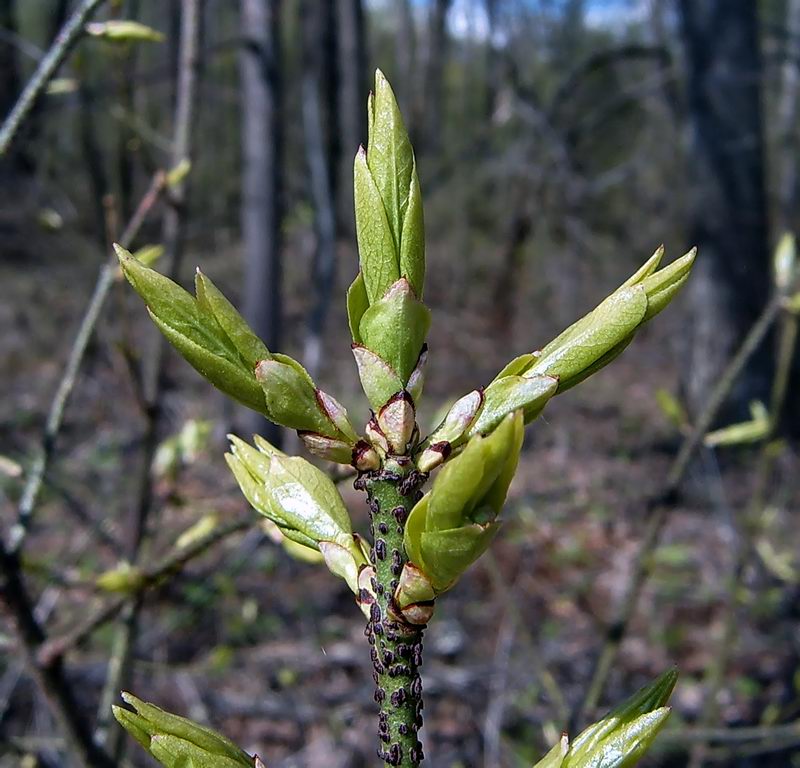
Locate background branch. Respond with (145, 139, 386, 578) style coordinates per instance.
(0, 0, 106, 156)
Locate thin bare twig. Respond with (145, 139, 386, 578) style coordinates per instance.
(37, 518, 251, 667)
(483, 551, 570, 723)
(0, 0, 106, 156)
(10, 170, 167, 554)
(688, 303, 798, 768)
(482, 609, 516, 768)
(0, 544, 115, 768)
(576, 293, 783, 723)
(95, 2, 202, 754)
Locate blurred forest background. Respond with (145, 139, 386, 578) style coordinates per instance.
(1, 0, 800, 766)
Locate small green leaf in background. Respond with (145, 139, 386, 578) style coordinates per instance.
(113, 692, 257, 768)
(86, 20, 165, 43)
(704, 400, 770, 447)
(774, 231, 796, 291)
(96, 561, 144, 595)
(655, 388, 688, 431)
(165, 158, 192, 188)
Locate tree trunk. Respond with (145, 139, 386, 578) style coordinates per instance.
(776, 0, 800, 234)
(775, 0, 800, 430)
(423, 0, 451, 154)
(677, 0, 771, 416)
(239, 0, 283, 442)
(0, 0, 21, 125)
(484, 0, 499, 120)
(300, 0, 338, 379)
(394, 0, 416, 127)
(337, 0, 367, 233)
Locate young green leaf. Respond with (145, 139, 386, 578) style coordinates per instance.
(526, 286, 648, 382)
(358, 278, 431, 384)
(86, 20, 165, 43)
(533, 734, 569, 768)
(354, 146, 399, 304)
(368, 70, 414, 254)
(195, 269, 269, 368)
(399, 161, 425, 297)
(117, 245, 268, 414)
(346, 271, 370, 343)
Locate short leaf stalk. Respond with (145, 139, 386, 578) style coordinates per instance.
(114, 69, 696, 768)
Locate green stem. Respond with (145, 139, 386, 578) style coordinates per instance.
(359, 469, 426, 767)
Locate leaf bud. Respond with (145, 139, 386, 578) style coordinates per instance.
(225, 435, 366, 588)
(255, 359, 357, 452)
(416, 441, 452, 473)
(113, 692, 254, 768)
(420, 389, 484, 462)
(353, 439, 382, 472)
(404, 412, 524, 593)
(376, 391, 416, 454)
(365, 418, 390, 455)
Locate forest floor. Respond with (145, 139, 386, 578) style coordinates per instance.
(1, 220, 799, 767)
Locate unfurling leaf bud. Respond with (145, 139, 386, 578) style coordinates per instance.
(351, 70, 429, 401)
(420, 390, 484, 466)
(225, 435, 366, 591)
(532, 669, 676, 768)
(113, 692, 255, 768)
(404, 412, 524, 593)
(563, 669, 676, 768)
(255, 359, 358, 461)
(298, 432, 355, 464)
(377, 391, 416, 454)
(462, 248, 697, 439)
(116, 245, 268, 415)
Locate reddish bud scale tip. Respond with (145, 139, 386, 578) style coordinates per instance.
(353, 440, 381, 472)
(378, 391, 416, 454)
(416, 441, 451, 473)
